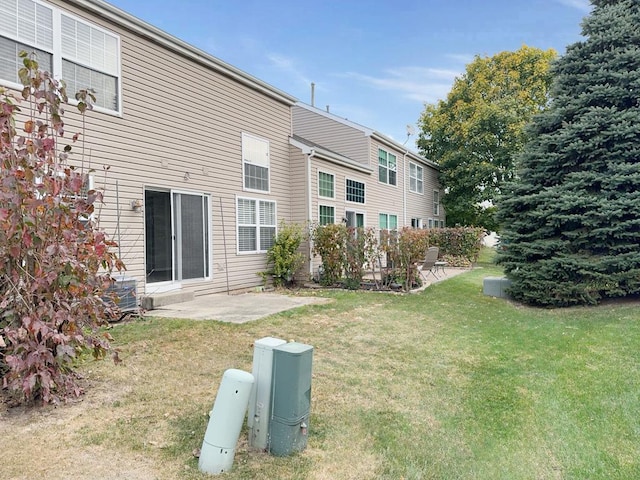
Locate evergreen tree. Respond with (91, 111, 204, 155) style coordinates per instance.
(497, 0, 640, 307)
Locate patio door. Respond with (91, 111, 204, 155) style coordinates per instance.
(345, 210, 364, 228)
(145, 189, 210, 285)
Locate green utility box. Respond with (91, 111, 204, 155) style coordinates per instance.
(268, 342, 313, 456)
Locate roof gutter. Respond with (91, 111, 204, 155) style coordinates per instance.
(70, 0, 297, 106)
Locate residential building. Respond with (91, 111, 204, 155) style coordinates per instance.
(290, 103, 444, 277)
(0, 0, 444, 304)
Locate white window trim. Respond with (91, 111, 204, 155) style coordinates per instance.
(378, 148, 398, 187)
(409, 162, 424, 195)
(236, 195, 277, 255)
(318, 203, 335, 225)
(378, 212, 399, 230)
(318, 170, 335, 200)
(433, 190, 440, 216)
(345, 178, 366, 205)
(241, 132, 271, 194)
(0, 0, 123, 116)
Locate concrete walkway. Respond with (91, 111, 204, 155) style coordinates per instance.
(144, 267, 469, 323)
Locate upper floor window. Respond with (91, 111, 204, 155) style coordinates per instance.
(318, 171, 334, 199)
(0, 0, 121, 114)
(433, 190, 440, 216)
(378, 148, 397, 186)
(346, 178, 365, 204)
(409, 162, 424, 194)
(242, 133, 270, 192)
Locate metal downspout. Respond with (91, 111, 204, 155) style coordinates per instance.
(307, 149, 316, 277)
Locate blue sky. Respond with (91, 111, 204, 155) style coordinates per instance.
(106, 0, 591, 149)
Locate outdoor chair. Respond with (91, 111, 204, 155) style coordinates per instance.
(419, 247, 440, 280)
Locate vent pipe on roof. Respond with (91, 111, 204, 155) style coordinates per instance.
(326, 105, 330, 113)
(311, 82, 315, 107)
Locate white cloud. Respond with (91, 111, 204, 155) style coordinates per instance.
(341, 66, 462, 104)
(555, 0, 592, 12)
(445, 53, 476, 65)
(266, 53, 312, 87)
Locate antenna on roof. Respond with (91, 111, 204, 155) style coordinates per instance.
(403, 124, 415, 146)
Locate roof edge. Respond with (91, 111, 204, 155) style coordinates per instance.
(290, 136, 374, 174)
(71, 0, 297, 106)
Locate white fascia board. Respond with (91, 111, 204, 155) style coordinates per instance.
(69, 0, 297, 106)
(289, 137, 373, 175)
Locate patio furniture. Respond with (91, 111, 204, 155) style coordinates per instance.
(419, 247, 440, 280)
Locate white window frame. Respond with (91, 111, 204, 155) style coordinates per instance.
(378, 148, 397, 186)
(0, 0, 122, 115)
(318, 170, 335, 200)
(345, 178, 366, 204)
(242, 132, 271, 194)
(379, 212, 398, 230)
(428, 218, 434, 229)
(411, 217, 423, 229)
(433, 190, 440, 216)
(318, 204, 335, 225)
(236, 196, 277, 254)
(409, 162, 424, 194)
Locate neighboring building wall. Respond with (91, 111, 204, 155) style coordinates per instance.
(10, 0, 296, 297)
(292, 105, 371, 166)
(369, 137, 406, 229)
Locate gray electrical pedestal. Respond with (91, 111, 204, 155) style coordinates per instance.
(268, 342, 314, 456)
(248, 336, 287, 450)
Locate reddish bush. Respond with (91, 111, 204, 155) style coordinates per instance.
(0, 54, 124, 404)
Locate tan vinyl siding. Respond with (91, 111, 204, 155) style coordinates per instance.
(288, 147, 309, 225)
(41, 0, 294, 296)
(292, 105, 370, 166)
(369, 139, 404, 223)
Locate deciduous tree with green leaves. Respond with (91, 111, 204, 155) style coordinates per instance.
(417, 45, 557, 230)
(497, 0, 640, 306)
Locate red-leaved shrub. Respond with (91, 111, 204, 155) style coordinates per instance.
(0, 53, 124, 404)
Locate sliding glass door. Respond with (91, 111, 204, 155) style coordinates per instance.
(145, 189, 210, 284)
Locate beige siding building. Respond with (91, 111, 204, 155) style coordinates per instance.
(290, 103, 445, 278)
(0, 0, 444, 305)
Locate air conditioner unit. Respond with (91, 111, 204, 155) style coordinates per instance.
(104, 275, 137, 315)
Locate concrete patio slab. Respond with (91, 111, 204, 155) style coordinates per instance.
(143, 267, 470, 323)
(144, 292, 333, 323)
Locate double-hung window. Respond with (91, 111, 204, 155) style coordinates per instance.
(378, 148, 397, 186)
(433, 190, 440, 216)
(409, 162, 424, 194)
(346, 178, 365, 204)
(0, 0, 121, 114)
(242, 133, 270, 193)
(237, 197, 276, 253)
(318, 171, 334, 199)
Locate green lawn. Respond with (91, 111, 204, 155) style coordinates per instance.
(5, 255, 638, 479)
